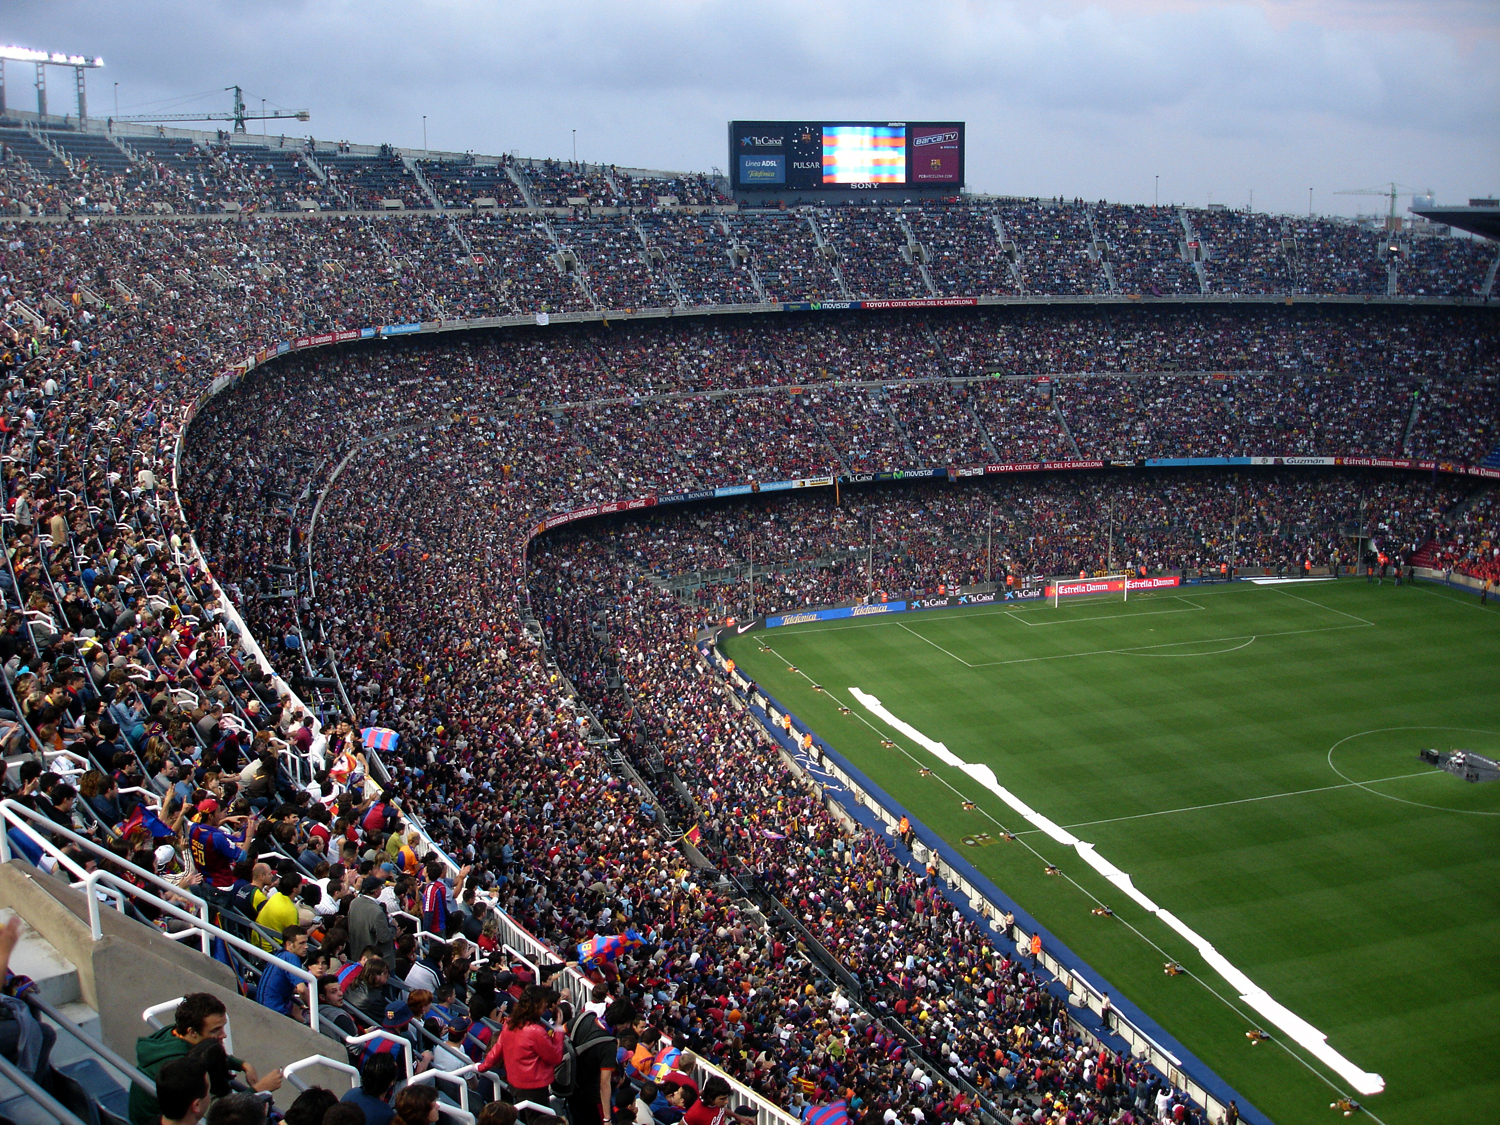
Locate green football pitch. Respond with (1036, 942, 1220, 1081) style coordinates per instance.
(719, 579, 1500, 1125)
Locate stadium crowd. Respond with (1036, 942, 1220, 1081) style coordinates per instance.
(0, 179, 1496, 1125)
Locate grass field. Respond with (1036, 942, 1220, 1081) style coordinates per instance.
(720, 579, 1500, 1125)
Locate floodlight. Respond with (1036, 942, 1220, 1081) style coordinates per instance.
(0, 45, 104, 67)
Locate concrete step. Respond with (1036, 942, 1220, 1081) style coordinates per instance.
(48, 1000, 107, 1073)
(0, 905, 82, 1007)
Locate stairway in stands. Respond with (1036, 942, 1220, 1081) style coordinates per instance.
(1409, 539, 1442, 568)
(0, 905, 131, 1125)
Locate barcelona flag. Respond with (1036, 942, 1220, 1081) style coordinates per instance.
(118, 805, 176, 840)
(362, 727, 400, 752)
(805, 1102, 850, 1125)
(648, 1046, 682, 1082)
(577, 928, 645, 969)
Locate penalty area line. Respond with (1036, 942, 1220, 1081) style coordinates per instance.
(964, 621, 1372, 667)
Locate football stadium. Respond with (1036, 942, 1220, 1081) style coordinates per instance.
(0, 11, 1497, 1125)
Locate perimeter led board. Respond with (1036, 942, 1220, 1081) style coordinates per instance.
(729, 121, 964, 191)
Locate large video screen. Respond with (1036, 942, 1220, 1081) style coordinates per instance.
(729, 121, 964, 191)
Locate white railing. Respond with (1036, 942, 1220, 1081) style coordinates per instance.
(403, 1063, 503, 1116)
(283, 1053, 360, 1092)
(92, 871, 323, 1033)
(0, 799, 211, 933)
(512, 1102, 562, 1121)
(401, 1070, 474, 1125)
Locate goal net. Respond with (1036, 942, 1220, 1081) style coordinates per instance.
(1049, 574, 1131, 608)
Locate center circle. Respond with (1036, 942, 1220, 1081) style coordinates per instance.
(1326, 726, 1500, 817)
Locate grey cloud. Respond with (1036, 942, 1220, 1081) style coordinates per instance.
(4, 0, 1496, 214)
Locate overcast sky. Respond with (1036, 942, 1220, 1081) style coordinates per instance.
(6, 0, 1498, 217)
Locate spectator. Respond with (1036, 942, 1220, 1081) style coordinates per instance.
(254, 872, 305, 951)
(342, 1053, 400, 1125)
(349, 877, 396, 963)
(155, 1056, 212, 1125)
(253, 924, 309, 1018)
(129, 993, 283, 1125)
(392, 1086, 440, 1125)
(478, 984, 565, 1106)
(205, 1093, 268, 1125)
(0, 916, 56, 1088)
(284, 1087, 339, 1125)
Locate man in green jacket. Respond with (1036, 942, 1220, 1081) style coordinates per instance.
(129, 993, 283, 1125)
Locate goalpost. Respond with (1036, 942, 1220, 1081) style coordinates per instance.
(1051, 574, 1131, 608)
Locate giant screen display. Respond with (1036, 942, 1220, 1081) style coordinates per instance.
(730, 121, 964, 191)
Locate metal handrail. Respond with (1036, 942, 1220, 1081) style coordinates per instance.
(83, 869, 323, 1032)
(283, 1052, 360, 1092)
(26, 991, 157, 1097)
(0, 1051, 89, 1125)
(0, 799, 210, 922)
(403, 1062, 501, 1115)
(402, 1070, 475, 1125)
(512, 1101, 562, 1121)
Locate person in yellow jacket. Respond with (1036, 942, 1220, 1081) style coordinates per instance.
(253, 871, 303, 951)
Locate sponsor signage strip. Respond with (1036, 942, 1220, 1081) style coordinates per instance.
(765, 601, 907, 629)
(781, 297, 979, 313)
(1043, 575, 1183, 598)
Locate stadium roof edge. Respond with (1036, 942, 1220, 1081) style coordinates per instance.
(1410, 203, 1500, 241)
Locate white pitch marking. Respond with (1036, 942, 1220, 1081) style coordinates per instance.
(895, 621, 976, 667)
(963, 621, 1371, 668)
(1244, 576, 1337, 586)
(1046, 768, 1448, 830)
(1112, 635, 1256, 657)
(848, 687, 1386, 1098)
(1012, 600, 1207, 627)
(1269, 584, 1376, 626)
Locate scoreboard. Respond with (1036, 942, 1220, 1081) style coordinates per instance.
(729, 121, 964, 192)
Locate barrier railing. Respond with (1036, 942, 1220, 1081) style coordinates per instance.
(399, 1074, 474, 1125)
(403, 1063, 503, 1116)
(283, 1053, 361, 1092)
(27, 991, 157, 1099)
(91, 875, 323, 1033)
(0, 1052, 88, 1125)
(0, 798, 211, 927)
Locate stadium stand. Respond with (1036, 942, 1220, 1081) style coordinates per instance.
(1, 111, 1498, 1125)
(1001, 200, 1110, 296)
(321, 152, 430, 211)
(816, 208, 927, 300)
(636, 213, 760, 306)
(416, 157, 529, 210)
(1093, 204, 1199, 296)
(910, 205, 1020, 297)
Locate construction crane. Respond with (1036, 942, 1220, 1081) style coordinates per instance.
(111, 85, 308, 133)
(1334, 182, 1428, 232)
